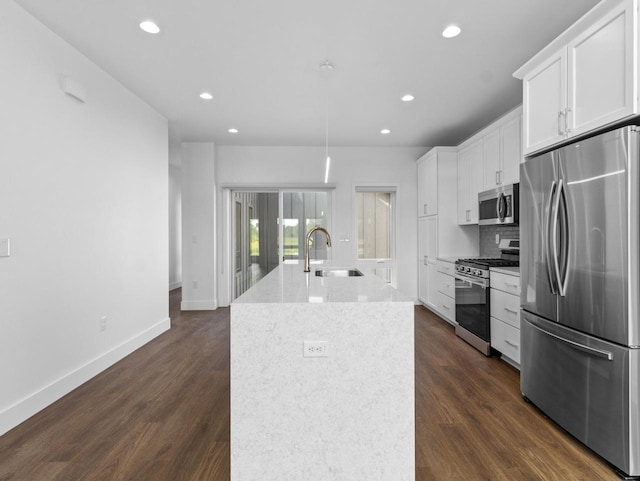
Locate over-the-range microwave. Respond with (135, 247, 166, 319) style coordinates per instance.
(478, 183, 519, 226)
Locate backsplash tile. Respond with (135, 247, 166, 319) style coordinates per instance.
(479, 225, 520, 257)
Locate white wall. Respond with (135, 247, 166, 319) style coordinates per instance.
(215, 146, 427, 305)
(181, 143, 217, 310)
(169, 141, 182, 291)
(0, 2, 169, 435)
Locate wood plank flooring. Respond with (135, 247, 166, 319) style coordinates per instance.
(0, 290, 619, 480)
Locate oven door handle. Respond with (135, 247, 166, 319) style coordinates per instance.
(454, 273, 488, 289)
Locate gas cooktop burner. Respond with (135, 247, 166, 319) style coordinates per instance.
(455, 257, 519, 279)
(457, 258, 520, 268)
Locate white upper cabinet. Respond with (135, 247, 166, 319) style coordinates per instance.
(457, 147, 471, 224)
(517, 0, 637, 155)
(567, 2, 634, 135)
(482, 110, 522, 191)
(482, 129, 501, 190)
(457, 139, 484, 225)
(456, 107, 522, 226)
(500, 114, 522, 185)
(522, 49, 567, 153)
(417, 151, 438, 217)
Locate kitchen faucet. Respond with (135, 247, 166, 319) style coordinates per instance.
(304, 226, 332, 272)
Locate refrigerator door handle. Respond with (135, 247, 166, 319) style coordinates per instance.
(551, 179, 564, 296)
(558, 179, 570, 296)
(528, 319, 614, 361)
(545, 180, 559, 294)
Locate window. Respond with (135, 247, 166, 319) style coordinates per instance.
(355, 187, 395, 285)
(356, 189, 393, 260)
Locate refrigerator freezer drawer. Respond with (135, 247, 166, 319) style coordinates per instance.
(521, 312, 640, 477)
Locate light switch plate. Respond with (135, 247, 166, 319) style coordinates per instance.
(0, 238, 10, 257)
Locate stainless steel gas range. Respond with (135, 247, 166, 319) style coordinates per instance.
(454, 240, 519, 355)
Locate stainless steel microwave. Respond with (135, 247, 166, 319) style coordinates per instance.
(478, 183, 519, 226)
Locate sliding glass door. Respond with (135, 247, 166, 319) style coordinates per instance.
(282, 191, 329, 262)
(232, 190, 331, 299)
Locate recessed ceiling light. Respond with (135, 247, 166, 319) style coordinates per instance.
(199, 92, 213, 100)
(442, 25, 461, 38)
(401, 94, 415, 102)
(380, 129, 391, 135)
(139, 20, 160, 34)
(228, 128, 239, 134)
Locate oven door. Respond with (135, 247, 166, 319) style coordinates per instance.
(455, 273, 490, 341)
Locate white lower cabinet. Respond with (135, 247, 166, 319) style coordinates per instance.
(490, 317, 520, 363)
(490, 270, 521, 367)
(435, 260, 456, 324)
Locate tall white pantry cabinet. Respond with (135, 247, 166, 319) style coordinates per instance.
(417, 148, 477, 321)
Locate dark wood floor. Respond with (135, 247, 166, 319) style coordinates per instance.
(0, 290, 619, 480)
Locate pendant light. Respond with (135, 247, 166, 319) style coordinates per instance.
(320, 60, 334, 183)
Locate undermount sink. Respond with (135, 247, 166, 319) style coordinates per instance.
(315, 268, 364, 277)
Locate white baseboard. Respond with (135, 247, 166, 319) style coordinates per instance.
(0, 317, 171, 436)
(169, 280, 182, 291)
(180, 299, 218, 311)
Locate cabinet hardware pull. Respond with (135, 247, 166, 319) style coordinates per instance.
(424, 256, 428, 266)
(495, 170, 500, 185)
(557, 111, 565, 136)
(564, 108, 572, 134)
(505, 283, 518, 288)
(505, 340, 519, 348)
(504, 307, 518, 314)
(442, 304, 450, 310)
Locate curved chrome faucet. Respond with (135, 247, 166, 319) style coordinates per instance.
(304, 226, 332, 272)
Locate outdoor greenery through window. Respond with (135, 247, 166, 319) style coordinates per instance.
(283, 192, 328, 261)
(357, 191, 393, 259)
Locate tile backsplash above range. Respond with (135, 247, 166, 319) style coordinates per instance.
(479, 224, 520, 257)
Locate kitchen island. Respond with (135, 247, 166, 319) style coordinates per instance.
(231, 262, 415, 481)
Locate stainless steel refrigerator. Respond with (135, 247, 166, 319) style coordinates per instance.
(520, 125, 640, 477)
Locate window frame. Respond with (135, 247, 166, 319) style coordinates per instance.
(352, 184, 397, 284)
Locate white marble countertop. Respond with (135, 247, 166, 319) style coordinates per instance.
(490, 266, 520, 276)
(233, 261, 412, 304)
(436, 256, 459, 264)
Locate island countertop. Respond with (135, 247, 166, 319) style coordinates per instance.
(230, 260, 415, 479)
(233, 261, 412, 304)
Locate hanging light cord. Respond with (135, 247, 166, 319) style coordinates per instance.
(325, 79, 329, 161)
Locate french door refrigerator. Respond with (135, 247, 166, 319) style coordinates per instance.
(520, 124, 640, 478)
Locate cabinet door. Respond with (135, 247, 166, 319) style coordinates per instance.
(418, 216, 438, 308)
(567, 0, 635, 137)
(417, 159, 428, 217)
(438, 291, 456, 324)
(500, 115, 521, 185)
(522, 48, 567, 155)
(418, 217, 429, 304)
(457, 147, 471, 224)
(483, 129, 501, 190)
(425, 154, 438, 216)
(491, 317, 521, 364)
(426, 263, 439, 311)
(426, 215, 438, 261)
(468, 139, 483, 222)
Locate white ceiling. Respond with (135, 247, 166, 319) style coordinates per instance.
(15, 0, 599, 147)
